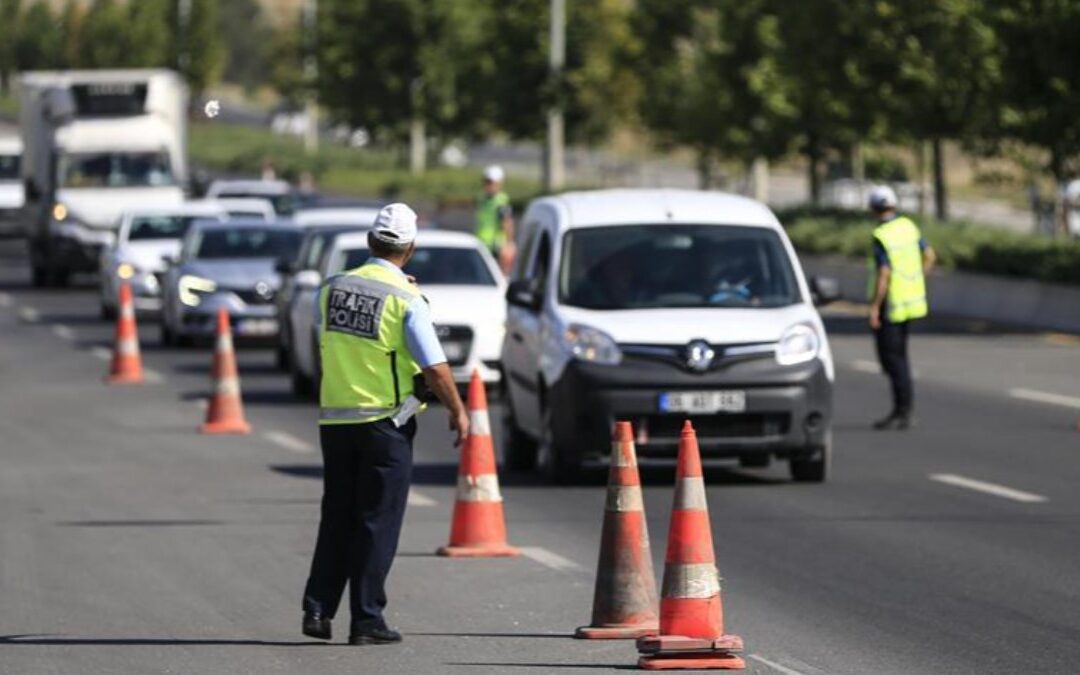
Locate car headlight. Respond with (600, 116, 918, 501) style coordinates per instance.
(562, 323, 622, 365)
(116, 263, 136, 280)
(52, 203, 68, 221)
(178, 274, 218, 307)
(776, 323, 820, 366)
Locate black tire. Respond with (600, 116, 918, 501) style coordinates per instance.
(101, 302, 116, 321)
(537, 393, 578, 483)
(738, 453, 771, 469)
(51, 268, 70, 288)
(31, 265, 48, 288)
(502, 384, 538, 472)
(290, 353, 315, 400)
(160, 320, 174, 347)
(789, 431, 831, 483)
(275, 345, 290, 371)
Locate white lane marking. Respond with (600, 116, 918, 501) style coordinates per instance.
(194, 398, 209, 410)
(90, 346, 112, 361)
(18, 306, 40, 323)
(263, 430, 315, 454)
(929, 473, 1047, 504)
(51, 324, 74, 340)
(143, 368, 164, 384)
(851, 359, 879, 373)
(407, 490, 437, 507)
(520, 546, 585, 573)
(1009, 387, 1080, 410)
(0, 292, 11, 307)
(749, 654, 808, 675)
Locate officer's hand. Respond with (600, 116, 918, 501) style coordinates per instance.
(869, 307, 882, 331)
(449, 408, 470, 447)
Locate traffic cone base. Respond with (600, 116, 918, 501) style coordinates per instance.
(200, 419, 252, 435)
(437, 370, 518, 558)
(638, 653, 745, 671)
(637, 635, 745, 670)
(576, 422, 659, 640)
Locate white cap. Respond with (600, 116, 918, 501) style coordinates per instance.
(483, 164, 505, 183)
(372, 203, 418, 245)
(868, 185, 898, 211)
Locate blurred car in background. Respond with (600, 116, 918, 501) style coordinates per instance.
(98, 201, 226, 318)
(205, 179, 303, 216)
(211, 197, 276, 221)
(274, 209, 381, 370)
(292, 203, 382, 228)
(0, 136, 25, 237)
(159, 218, 301, 346)
(288, 229, 505, 398)
(502, 189, 838, 482)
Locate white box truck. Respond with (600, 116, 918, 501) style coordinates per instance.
(0, 134, 24, 237)
(18, 69, 188, 286)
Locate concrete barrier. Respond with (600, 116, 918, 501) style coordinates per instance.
(800, 254, 1080, 334)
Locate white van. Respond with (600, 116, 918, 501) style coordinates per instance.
(501, 189, 839, 482)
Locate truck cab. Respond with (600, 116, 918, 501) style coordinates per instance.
(18, 70, 188, 286)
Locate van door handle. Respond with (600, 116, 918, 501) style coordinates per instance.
(511, 331, 524, 343)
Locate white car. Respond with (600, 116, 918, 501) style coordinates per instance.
(205, 179, 299, 215)
(288, 230, 506, 397)
(98, 201, 227, 317)
(502, 189, 839, 482)
(292, 206, 381, 228)
(211, 197, 277, 222)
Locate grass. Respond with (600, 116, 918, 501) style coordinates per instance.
(778, 206, 1080, 286)
(189, 121, 544, 207)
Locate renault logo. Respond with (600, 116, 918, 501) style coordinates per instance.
(254, 281, 274, 300)
(685, 340, 715, 372)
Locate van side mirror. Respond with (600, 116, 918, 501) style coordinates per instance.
(810, 276, 841, 306)
(161, 253, 178, 266)
(506, 279, 541, 311)
(294, 270, 322, 289)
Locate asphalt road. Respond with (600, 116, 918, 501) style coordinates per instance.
(2, 239, 1080, 675)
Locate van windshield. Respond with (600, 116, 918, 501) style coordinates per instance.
(559, 224, 800, 310)
(60, 151, 175, 188)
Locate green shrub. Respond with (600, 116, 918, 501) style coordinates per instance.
(778, 206, 1080, 286)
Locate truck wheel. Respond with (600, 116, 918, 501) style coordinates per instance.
(739, 454, 771, 469)
(789, 432, 831, 483)
(502, 384, 538, 472)
(31, 265, 48, 288)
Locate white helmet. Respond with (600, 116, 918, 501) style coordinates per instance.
(868, 185, 898, 211)
(483, 165, 505, 183)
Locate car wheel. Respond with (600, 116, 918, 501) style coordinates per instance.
(31, 265, 47, 288)
(160, 320, 174, 347)
(291, 351, 315, 400)
(276, 345, 289, 371)
(537, 392, 577, 484)
(502, 382, 538, 472)
(789, 431, 830, 483)
(738, 454, 771, 469)
(101, 301, 116, 321)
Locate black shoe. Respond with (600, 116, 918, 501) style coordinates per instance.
(873, 412, 912, 431)
(302, 612, 332, 641)
(348, 622, 402, 645)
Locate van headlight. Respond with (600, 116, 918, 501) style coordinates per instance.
(116, 262, 136, 280)
(562, 323, 622, 365)
(178, 275, 218, 307)
(776, 324, 820, 366)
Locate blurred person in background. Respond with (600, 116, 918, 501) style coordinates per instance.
(867, 185, 936, 430)
(475, 164, 515, 273)
(301, 203, 468, 645)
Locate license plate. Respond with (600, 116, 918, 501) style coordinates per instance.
(442, 341, 467, 361)
(236, 318, 278, 335)
(659, 390, 746, 414)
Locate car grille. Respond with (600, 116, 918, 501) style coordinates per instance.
(435, 324, 473, 367)
(639, 413, 790, 441)
(233, 288, 276, 305)
(621, 342, 775, 373)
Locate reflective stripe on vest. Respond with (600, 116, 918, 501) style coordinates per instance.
(475, 191, 509, 249)
(318, 263, 423, 425)
(868, 216, 928, 323)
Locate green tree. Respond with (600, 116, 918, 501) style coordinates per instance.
(14, 2, 63, 72)
(218, 0, 274, 92)
(127, 0, 172, 68)
(0, 0, 20, 93)
(171, 0, 224, 100)
(57, 0, 85, 69)
(80, 0, 131, 68)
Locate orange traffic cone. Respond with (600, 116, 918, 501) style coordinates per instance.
(637, 421, 744, 670)
(576, 421, 659, 639)
(437, 370, 519, 558)
(200, 308, 251, 435)
(105, 282, 144, 384)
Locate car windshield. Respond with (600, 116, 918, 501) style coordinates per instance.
(337, 247, 496, 286)
(218, 191, 299, 215)
(128, 215, 200, 241)
(0, 154, 19, 180)
(60, 151, 175, 188)
(559, 224, 799, 309)
(191, 228, 300, 260)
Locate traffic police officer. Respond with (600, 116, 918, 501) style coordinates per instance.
(475, 165, 515, 273)
(302, 203, 469, 645)
(867, 186, 936, 430)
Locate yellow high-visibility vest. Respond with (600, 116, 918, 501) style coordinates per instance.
(867, 216, 929, 323)
(318, 262, 422, 425)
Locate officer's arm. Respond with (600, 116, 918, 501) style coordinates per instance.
(422, 364, 469, 446)
(404, 297, 469, 446)
(922, 245, 937, 274)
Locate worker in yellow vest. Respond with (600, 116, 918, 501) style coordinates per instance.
(475, 165, 516, 274)
(867, 186, 936, 430)
(301, 203, 468, 645)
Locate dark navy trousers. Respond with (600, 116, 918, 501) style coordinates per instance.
(874, 318, 914, 414)
(303, 417, 416, 628)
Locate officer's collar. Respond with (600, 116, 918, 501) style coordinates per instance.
(366, 256, 407, 279)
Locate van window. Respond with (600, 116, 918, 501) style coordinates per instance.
(530, 233, 552, 300)
(512, 222, 541, 281)
(559, 224, 799, 310)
